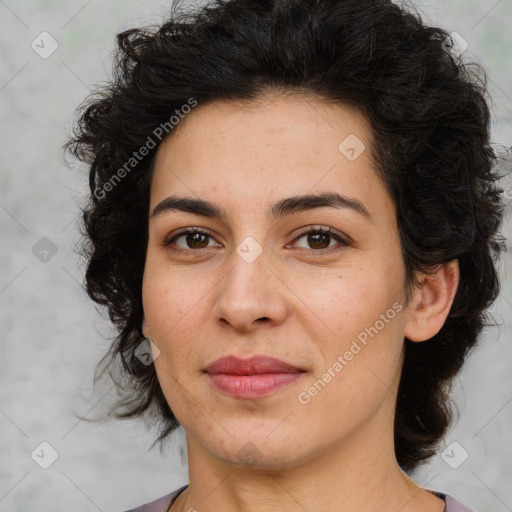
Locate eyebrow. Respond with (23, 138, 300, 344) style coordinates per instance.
(150, 192, 372, 222)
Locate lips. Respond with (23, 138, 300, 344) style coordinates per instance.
(204, 355, 306, 399)
(203, 355, 304, 375)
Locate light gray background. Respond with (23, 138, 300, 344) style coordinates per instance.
(1, 1, 511, 511)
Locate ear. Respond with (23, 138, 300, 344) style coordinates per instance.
(142, 312, 150, 339)
(404, 260, 460, 342)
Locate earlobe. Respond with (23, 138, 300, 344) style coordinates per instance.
(404, 260, 460, 342)
(142, 313, 149, 339)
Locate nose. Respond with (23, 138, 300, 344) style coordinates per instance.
(211, 246, 290, 333)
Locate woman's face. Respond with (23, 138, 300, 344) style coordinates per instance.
(142, 93, 411, 469)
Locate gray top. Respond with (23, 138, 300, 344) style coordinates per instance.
(121, 485, 474, 512)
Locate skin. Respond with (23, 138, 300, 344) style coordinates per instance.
(141, 92, 459, 512)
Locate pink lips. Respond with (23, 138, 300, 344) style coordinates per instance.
(204, 355, 306, 399)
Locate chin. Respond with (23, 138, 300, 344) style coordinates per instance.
(199, 427, 311, 470)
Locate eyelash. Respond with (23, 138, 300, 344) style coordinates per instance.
(162, 226, 349, 255)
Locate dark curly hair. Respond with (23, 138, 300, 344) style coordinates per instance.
(64, 0, 507, 473)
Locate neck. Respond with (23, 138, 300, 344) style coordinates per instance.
(173, 412, 445, 512)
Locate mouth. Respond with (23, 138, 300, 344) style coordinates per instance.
(204, 355, 305, 374)
(203, 355, 306, 399)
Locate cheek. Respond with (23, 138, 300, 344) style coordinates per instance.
(294, 262, 401, 335)
(292, 258, 406, 387)
(142, 260, 207, 334)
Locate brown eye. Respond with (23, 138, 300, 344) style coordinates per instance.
(164, 228, 220, 251)
(181, 232, 210, 249)
(292, 227, 348, 252)
(306, 232, 331, 249)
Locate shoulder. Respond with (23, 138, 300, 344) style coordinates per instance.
(430, 490, 475, 512)
(120, 485, 474, 512)
(119, 484, 189, 512)
(444, 494, 475, 512)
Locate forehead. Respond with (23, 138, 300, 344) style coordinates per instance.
(155, 92, 372, 162)
(149, 93, 393, 221)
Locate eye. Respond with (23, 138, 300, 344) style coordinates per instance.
(162, 226, 349, 254)
(290, 226, 349, 253)
(163, 228, 221, 251)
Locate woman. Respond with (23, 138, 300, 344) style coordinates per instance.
(65, 0, 507, 511)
